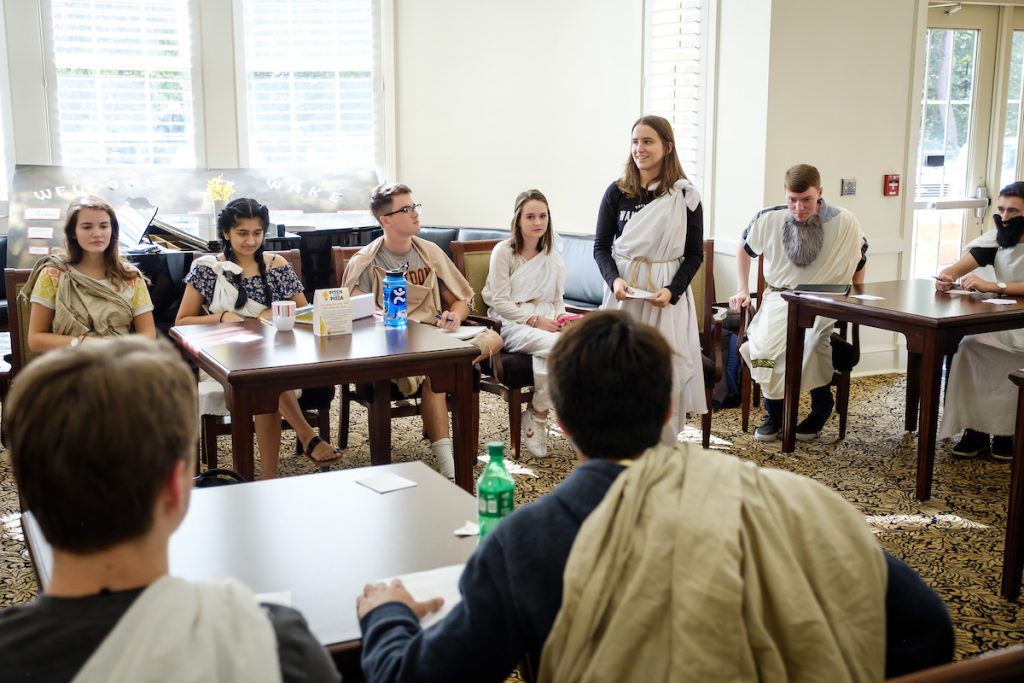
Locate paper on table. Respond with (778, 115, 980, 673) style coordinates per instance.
(356, 472, 418, 494)
(381, 564, 465, 629)
(984, 298, 1018, 305)
(454, 521, 479, 537)
(443, 325, 489, 340)
(850, 294, 885, 301)
(626, 288, 656, 299)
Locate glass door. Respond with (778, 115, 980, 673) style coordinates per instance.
(912, 5, 998, 279)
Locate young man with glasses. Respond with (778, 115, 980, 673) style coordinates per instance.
(342, 182, 502, 481)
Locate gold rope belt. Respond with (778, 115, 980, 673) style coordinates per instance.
(626, 256, 681, 293)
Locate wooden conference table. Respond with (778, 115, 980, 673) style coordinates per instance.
(781, 279, 1024, 501)
(169, 318, 479, 491)
(23, 462, 479, 674)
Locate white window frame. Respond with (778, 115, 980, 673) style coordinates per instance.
(231, 0, 387, 175)
(641, 0, 713, 194)
(40, 0, 202, 168)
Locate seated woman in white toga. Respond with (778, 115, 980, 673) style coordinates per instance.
(482, 189, 573, 457)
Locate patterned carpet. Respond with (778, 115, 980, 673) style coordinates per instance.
(1, 373, 1022, 670)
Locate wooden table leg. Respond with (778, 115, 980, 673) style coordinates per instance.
(782, 301, 805, 453)
(905, 350, 921, 432)
(368, 380, 392, 466)
(452, 361, 476, 493)
(229, 392, 256, 481)
(915, 337, 943, 501)
(1001, 384, 1024, 600)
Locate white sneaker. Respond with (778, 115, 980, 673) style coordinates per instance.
(521, 410, 549, 458)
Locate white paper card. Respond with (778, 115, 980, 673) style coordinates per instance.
(28, 246, 50, 256)
(27, 226, 55, 239)
(626, 288, 656, 299)
(984, 298, 1018, 305)
(356, 472, 417, 494)
(850, 294, 885, 301)
(381, 564, 465, 629)
(454, 521, 479, 537)
(444, 325, 488, 340)
(24, 208, 61, 220)
(313, 287, 352, 336)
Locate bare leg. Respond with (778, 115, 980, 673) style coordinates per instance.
(277, 391, 339, 462)
(420, 378, 450, 441)
(254, 412, 281, 479)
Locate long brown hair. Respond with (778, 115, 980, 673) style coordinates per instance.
(510, 189, 554, 255)
(62, 195, 142, 288)
(616, 115, 687, 199)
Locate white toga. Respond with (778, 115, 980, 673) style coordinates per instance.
(740, 205, 864, 399)
(482, 239, 567, 413)
(940, 232, 1024, 438)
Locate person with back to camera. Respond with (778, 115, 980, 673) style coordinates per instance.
(593, 114, 706, 444)
(175, 197, 343, 478)
(355, 311, 954, 683)
(25, 194, 156, 353)
(0, 337, 340, 682)
(482, 189, 573, 457)
(936, 180, 1024, 460)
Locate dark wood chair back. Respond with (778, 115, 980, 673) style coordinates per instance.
(5, 268, 36, 378)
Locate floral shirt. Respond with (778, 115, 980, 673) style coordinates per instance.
(30, 266, 153, 317)
(185, 261, 304, 307)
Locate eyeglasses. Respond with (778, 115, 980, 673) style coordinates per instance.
(381, 203, 422, 217)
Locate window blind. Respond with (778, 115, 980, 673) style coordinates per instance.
(48, 0, 196, 167)
(644, 0, 705, 186)
(240, 0, 375, 169)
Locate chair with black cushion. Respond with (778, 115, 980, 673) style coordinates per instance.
(199, 249, 335, 470)
(737, 256, 860, 439)
(449, 239, 537, 459)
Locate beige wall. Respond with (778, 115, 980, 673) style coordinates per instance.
(392, 0, 642, 233)
(711, 0, 927, 374)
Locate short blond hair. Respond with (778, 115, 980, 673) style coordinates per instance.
(5, 337, 198, 552)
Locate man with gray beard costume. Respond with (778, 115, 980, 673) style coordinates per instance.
(729, 164, 867, 441)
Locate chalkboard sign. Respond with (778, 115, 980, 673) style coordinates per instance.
(7, 165, 379, 267)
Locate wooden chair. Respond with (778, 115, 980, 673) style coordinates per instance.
(691, 240, 724, 449)
(885, 645, 1024, 682)
(737, 256, 860, 438)
(199, 250, 334, 470)
(330, 246, 469, 456)
(4, 268, 36, 381)
(449, 239, 537, 459)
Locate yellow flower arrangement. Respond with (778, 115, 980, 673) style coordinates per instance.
(207, 175, 235, 202)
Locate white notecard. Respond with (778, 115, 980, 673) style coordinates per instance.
(356, 472, 417, 494)
(984, 298, 1018, 305)
(850, 294, 885, 301)
(24, 208, 61, 220)
(379, 564, 465, 629)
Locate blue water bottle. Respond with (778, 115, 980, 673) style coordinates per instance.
(382, 268, 408, 328)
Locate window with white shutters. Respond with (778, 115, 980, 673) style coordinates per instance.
(643, 0, 707, 186)
(240, 0, 375, 169)
(46, 0, 196, 167)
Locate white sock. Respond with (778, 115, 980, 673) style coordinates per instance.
(431, 438, 455, 480)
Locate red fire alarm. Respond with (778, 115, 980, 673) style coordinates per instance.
(883, 174, 900, 197)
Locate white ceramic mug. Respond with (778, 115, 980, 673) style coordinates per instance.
(272, 300, 297, 331)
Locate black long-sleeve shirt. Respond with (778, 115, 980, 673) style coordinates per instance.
(593, 181, 704, 304)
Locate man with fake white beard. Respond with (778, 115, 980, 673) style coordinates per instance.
(935, 181, 1024, 461)
(729, 164, 867, 441)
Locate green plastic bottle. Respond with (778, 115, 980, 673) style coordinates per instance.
(477, 441, 515, 540)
